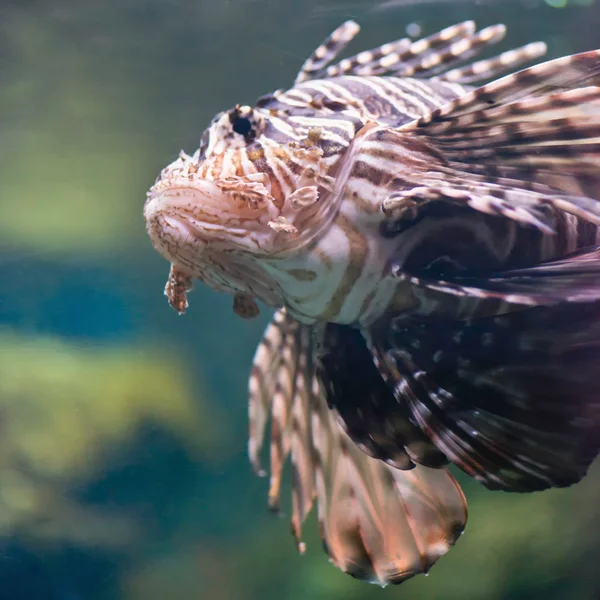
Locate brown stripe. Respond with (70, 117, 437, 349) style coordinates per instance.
(323, 214, 367, 321)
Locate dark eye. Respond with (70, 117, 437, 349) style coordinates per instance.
(232, 116, 253, 136)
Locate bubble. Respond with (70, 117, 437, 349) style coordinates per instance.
(406, 22, 422, 38)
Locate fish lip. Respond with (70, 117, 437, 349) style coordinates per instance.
(144, 182, 226, 224)
(144, 180, 279, 266)
(145, 174, 280, 228)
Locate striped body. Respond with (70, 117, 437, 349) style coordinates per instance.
(261, 77, 600, 323)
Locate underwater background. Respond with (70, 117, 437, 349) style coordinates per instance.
(1, 0, 599, 598)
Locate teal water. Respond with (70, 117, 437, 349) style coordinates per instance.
(1, 1, 599, 598)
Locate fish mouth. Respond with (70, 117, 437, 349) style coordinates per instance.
(144, 175, 281, 233)
(146, 183, 249, 226)
(144, 181, 286, 307)
(144, 178, 284, 271)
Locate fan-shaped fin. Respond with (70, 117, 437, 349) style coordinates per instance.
(364, 303, 600, 492)
(311, 391, 467, 585)
(404, 51, 600, 201)
(368, 77, 600, 237)
(249, 309, 467, 584)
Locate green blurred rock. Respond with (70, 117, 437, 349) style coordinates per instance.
(0, 329, 219, 549)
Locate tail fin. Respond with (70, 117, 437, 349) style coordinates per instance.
(249, 309, 467, 585)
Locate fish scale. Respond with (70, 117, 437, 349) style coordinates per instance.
(144, 18, 600, 588)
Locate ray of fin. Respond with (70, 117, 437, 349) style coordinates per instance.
(389, 73, 600, 225)
(295, 20, 541, 86)
(364, 303, 600, 492)
(435, 41, 547, 85)
(249, 309, 467, 585)
(248, 309, 293, 478)
(390, 23, 507, 79)
(370, 129, 600, 241)
(392, 244, 600, 309)
(412, 49, 600, 123)
(326, 21, 484, 80)
(295, 20, 362, 85)
(382, 173, 600, 236)
(311, 387, 467, 586)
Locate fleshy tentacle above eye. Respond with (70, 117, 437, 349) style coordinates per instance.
(248, 309, 467, 586)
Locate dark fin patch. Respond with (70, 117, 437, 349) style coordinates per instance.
(366, 303, 600, 492)
(317, 323, 447, 469)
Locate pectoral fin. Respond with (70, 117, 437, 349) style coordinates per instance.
(249, 309, 467, 585)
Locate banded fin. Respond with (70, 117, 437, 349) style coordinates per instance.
(413, 50, 600, 123)
(332, 21, 500, 80)
(295, 20, 538, 86)
(295, 21, 362, 85)
(391, 23, 507, 79)
(249, 309, 467, 584)
(365, 304, 600, 492)
(395, 74, 600, 219)
(249, 310, 306, 512)
(248, 309, 293, 478)
(435, 42, 547, 85)
(382, 174, 600, 236)
(311, 393, 467, 585)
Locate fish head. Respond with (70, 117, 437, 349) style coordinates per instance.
(145, 102, 358, 317)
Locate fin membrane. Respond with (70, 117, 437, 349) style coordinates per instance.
(394, 244, 600, 309)
(365, 302, 600, 492)
(317, 323, 447, 469)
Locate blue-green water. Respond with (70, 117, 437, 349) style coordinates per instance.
(1, 1, 599, 598)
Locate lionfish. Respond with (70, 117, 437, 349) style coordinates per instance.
(144, 19, 600, 586)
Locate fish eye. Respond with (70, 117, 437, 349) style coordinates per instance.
(228, 106, 258, 141)
(232, 116, 253, 136)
